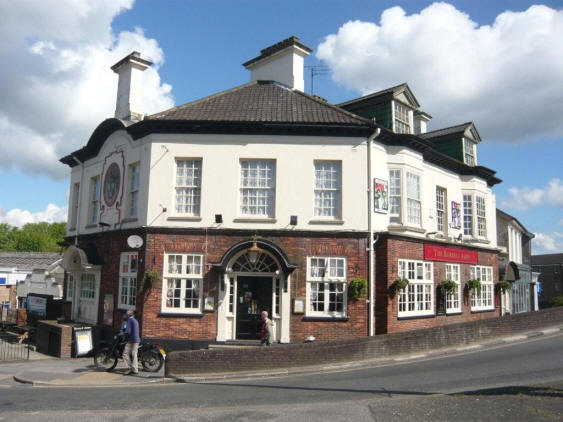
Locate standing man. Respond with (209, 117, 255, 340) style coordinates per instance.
(260, 310, 273, 346)
(123, 309, 140, 375)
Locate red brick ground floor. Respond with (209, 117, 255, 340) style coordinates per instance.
(62, 228, 500, 345)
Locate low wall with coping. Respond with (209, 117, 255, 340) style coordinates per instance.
(166, 307, 563, 376)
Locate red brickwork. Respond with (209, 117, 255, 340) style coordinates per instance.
(73, 229, 369, 343)
(375, 235, 499, 334)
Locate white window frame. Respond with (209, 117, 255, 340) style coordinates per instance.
(118, 252, 138, 310)
(306, 257, 347, 317)
(161, 253, 203, 314)
(463, 193, 488, 239)
(436, 186, 447, 235)
(463, 138, 476, 166)
(445, 263, 461, 313)
(66, 274, 75, 302)
(398, 259, 434, 317)
(470, 265, 494, 311)
(69, 183, 80, 230)
(394, 101, 411, 134)
(239, 159, 276, 218)
(127, 162, 140, 218)
(89, 175, 100, 225)
(406, 172, 421, 226)
(389, 169, 401, 224)
(174, 159, 202, 216)
(314, 161, 341, 219)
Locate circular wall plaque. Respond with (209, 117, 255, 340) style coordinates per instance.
(103, 162, 121, 207)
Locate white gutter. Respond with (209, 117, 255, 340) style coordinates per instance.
(367, 127, 381, 337)
(71, 155, 84, 245)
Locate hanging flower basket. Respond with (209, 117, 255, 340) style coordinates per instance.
(467, 278, 482, 295)
(495, 280, 512, 294)
(438, 279, 457, 295)
(139, 269, 161, 294)
(390, 277, 409, 295)
(349, 277, 367, 300)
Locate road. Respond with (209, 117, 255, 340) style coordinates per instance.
(1, 332, 562, 421)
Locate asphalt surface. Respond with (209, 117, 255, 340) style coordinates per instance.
(0, 327, 561, 421)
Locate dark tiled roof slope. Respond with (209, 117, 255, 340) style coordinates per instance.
(531, 253, 563, 265)
(146, 81, 370, 126)
(0, 251, 62, 270)
(419, 122, 473, 139)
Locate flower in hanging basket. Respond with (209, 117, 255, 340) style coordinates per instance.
(439, 279, 457, 295)
(349, 277, 367, 300)
(467, 278, 482, 295)
(140, 269, 161, 294)
(390, 277, 409, 295)
(495, 280, 512, 294)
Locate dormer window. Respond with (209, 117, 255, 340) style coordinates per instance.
(394, 102, 411, 134)
(463, 138, 476, 166)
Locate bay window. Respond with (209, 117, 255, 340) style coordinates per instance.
(463, 193, 488, 239)
(406, 172, 421, 226)
(389, 169, 401, 223)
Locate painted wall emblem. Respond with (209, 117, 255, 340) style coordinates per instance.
(103, 162, 121, 207)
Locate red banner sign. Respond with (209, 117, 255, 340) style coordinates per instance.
(424, 245, 478, 264)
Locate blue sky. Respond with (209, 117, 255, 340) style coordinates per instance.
(0, 0, 561, 253)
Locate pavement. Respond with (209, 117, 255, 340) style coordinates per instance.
(0, 324, 561, 387)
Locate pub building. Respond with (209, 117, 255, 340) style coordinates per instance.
(60, 37, 501, 347)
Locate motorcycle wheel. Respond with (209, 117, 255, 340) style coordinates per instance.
(94, 347, 118, 371)
(141, 350, 164, 372)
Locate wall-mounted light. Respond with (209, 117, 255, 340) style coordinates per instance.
(215, 214, 223, 224)
(290, 215, 298, 226)
(457, 234, 463, 241)
(247, 235, 263, 264)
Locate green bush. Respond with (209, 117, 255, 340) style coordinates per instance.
(467, 278, 482, 295)
(553, 296, 563, 307)
(349, 277, 367, 300)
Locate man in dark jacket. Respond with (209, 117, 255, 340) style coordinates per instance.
(123, 309, 140, 375)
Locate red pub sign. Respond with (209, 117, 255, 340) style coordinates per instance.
(424, 245, 478, 264)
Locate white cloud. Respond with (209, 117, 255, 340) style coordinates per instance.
(502, 178, 563, 210)
(0, 0, 174, 179)
(532, 232, 563, 254)
(317, 3, 563, 143)
(0, 204, 67, 227)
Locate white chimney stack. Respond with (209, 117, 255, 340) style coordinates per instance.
(111, 51, 152, 122)
(243, 36, 312, 92)
(414, 110, 432, 135)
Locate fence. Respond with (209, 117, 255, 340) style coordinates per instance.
(0, 308, 31, 361)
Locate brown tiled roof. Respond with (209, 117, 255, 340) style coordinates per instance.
(243, 36, 312, 68)
(0, 252, 62, 270)
(146, 81, 370, 126)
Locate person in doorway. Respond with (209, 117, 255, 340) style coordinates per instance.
(123, 309, 140, 375)
(260, 310, 273, 346)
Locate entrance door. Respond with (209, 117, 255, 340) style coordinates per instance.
(75, 272, 99, 324)
(236, 276, 272, 340)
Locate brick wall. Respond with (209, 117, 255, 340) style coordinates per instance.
(166, 306, 563, 376)
(36, 320, 73, 358)
(375, 235, 499, 334)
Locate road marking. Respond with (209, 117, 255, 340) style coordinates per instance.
(455, 345, 482, 351)
(393, 354, 427, 361)
(541, 328, 560, 335)
(503, 335, 527, 342)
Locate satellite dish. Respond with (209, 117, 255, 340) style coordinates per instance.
(127, 235, 143, 249)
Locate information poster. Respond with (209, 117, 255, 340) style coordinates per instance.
(374, 178, 389, 213)
(27, 296, 47, 317)
(75, 328, 93, 356)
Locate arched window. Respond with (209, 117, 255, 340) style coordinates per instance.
(231, 252, 279, 273)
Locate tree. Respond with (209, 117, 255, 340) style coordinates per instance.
(0, 222, 66, 252)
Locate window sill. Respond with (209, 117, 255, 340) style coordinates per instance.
(121, 217, 139, 224)
(85, 224, 98, 229)
(308, 219, 345, 225)
(167, 216, 202, 222)
(446, 311, 462, 316)
(157, 312, 204, 318)
(470, 308, 495, 314)
(397, 313, 435, 320)
(388, 224, 426, 234)
(233, 218, 277, 223)
(117, 306, 135, 311)
(465, 237, 490, 245)
(302, 316, 349, 322)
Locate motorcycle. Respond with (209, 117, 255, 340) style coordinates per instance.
(94, 332, 166, 372)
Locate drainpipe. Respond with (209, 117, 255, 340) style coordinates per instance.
(367, 127, 381, 337)
(71, 155, 84, 246)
